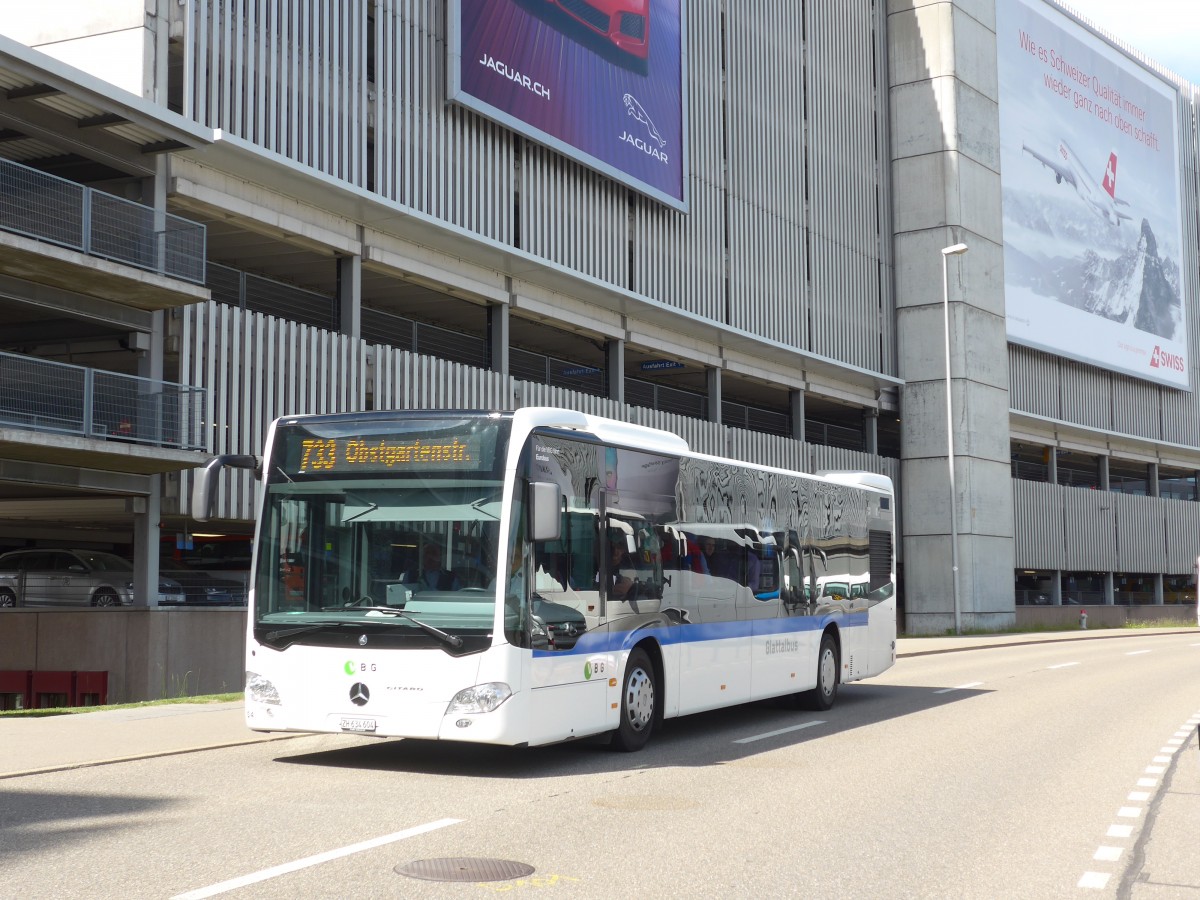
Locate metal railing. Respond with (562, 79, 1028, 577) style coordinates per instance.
(0, 156, 206, 284)
(0, 351, 207, 451)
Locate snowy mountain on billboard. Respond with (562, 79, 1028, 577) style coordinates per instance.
(1080, 219, 1180, 339)
(1003, 188, 1182, 341)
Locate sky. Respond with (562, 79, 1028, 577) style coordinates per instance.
(1073, 0, 1200, 86)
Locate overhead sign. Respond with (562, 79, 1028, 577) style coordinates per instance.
(448, 0, 687, 210)
(996, 0, 1189, 389)
(640, 360, 684, 372)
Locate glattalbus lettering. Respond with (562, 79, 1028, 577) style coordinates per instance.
(618, 130, 669, 165)
(479, 53, 549, 101)
(764, 637, 799, 656)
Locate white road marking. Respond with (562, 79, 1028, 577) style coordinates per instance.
(1117, 807, 1142, 819)
(1146, 765, 1166, 774)
(1153, 756, 1172, 764)
(934, 681, 983, 694)
(1125, 650, 1151, 656)
(734, 720, 825, 744)
(171, 818, 462, 899)
(1127, 792, 1150, 802)
(1047, 662, 1079, 669)
(1160, 746, 1179, 754)
(1106, 824, 1134, 839)
(1093, 846, 1123, 862)
(1078, 872, 1110, 889)
(1137, 778, 1158, 788)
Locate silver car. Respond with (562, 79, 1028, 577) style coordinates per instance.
(0, 549, 184, 607)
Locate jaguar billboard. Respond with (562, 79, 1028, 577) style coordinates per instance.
(997, 0, 1189, 388)
(449, 0, 687, 210)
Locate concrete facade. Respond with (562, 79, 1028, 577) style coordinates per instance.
(890, 0, 1016, 632)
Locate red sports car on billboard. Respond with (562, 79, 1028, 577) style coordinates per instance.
(548, 0, 650, 62)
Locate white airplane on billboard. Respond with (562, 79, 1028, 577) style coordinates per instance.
(1021, 140, 1133, 227)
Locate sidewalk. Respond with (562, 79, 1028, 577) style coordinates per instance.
(2, 627, 1193, 779)
(0, 700, 297, 779)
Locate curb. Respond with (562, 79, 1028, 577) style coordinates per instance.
(896, 628, 1198, 658)
(0, 734, 301, 781)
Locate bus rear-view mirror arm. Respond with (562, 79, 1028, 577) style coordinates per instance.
(192, 454, 260, 522)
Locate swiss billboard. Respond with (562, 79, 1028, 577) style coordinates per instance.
(448, 0, 686, 210)
(997, 0, 1189, 389)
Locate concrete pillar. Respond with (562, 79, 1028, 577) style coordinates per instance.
(706, 367, 722, 424)
(890, 1, 1014, 634)
(1104, 572, 1115, 606)
(864, 409, 879, 456)
(1097, 455, 1110, 491)
(1153, 573, 1164, 605)
(605, 339, 624, 404)
(1147, 462, 1159, 498)
(1046, 446, 1057, 484)
(337, 254, 362, 339)
(789, 389, 806, 443)
(1052, 569, 1062, 605)
(487, 303, 509, 377)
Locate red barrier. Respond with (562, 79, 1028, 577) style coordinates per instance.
(31, 671, 75, 709)
(0, 670, 32, 710)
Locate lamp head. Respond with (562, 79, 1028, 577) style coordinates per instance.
(942, 243, 969, 256)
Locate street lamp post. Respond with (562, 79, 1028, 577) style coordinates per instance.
(942, 242, 969, 635)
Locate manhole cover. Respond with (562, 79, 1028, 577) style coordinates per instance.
(395, 857, 536, 883)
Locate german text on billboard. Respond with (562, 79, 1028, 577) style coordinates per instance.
(997, 0, 1189, 389)
(448, 0, 686, 210)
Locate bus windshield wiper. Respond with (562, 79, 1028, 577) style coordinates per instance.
(264, 620, 349, 647)
(342, 605, 464, 648)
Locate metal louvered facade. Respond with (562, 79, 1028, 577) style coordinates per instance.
(177, 0, 894, 364)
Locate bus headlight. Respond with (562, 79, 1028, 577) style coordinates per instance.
(245, 671, 281, 705)
(447, 682, 512, 714)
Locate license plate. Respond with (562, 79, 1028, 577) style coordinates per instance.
(339, 717, 377, 733)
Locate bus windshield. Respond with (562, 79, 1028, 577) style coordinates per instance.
(252, 415, 510, 651)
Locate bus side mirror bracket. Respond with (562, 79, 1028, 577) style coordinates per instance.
(528, 482, 562, 543)
(192, 454, 260, 522)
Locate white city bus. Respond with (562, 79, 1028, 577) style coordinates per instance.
(194, 407, 896, 751)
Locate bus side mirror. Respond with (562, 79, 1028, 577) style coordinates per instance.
(192, 454, 259, 522)
(528, 482, 562, 542)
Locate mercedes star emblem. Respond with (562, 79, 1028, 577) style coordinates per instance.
(349, 683, 370, 706)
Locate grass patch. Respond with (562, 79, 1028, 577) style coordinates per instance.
(0, 693, 242, 719)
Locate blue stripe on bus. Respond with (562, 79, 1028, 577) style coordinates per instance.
(533, 611, 870, 658)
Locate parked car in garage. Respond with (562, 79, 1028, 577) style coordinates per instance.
(158, 566, 247, 606)
(0, 549, 184, 607)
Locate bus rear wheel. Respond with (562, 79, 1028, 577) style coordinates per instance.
(798, 632, 839, 711)
(611, 647, 656, 752)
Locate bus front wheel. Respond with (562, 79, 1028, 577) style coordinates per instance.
(611, 647, 656, 752)
(798, 632, 839, 711)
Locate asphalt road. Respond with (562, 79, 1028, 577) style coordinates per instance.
(3, 633, 1198, 899)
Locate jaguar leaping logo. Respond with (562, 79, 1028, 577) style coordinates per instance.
(622, 93, 665, 147)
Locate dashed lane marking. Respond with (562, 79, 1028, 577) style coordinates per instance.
(934, 681, 983, 694)
(734, 720, 825, 744)
(1079, 710, 1200, 891)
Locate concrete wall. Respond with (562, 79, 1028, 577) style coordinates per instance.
(0, 608, 245, 703)
(1014, 605, 1198, 631)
